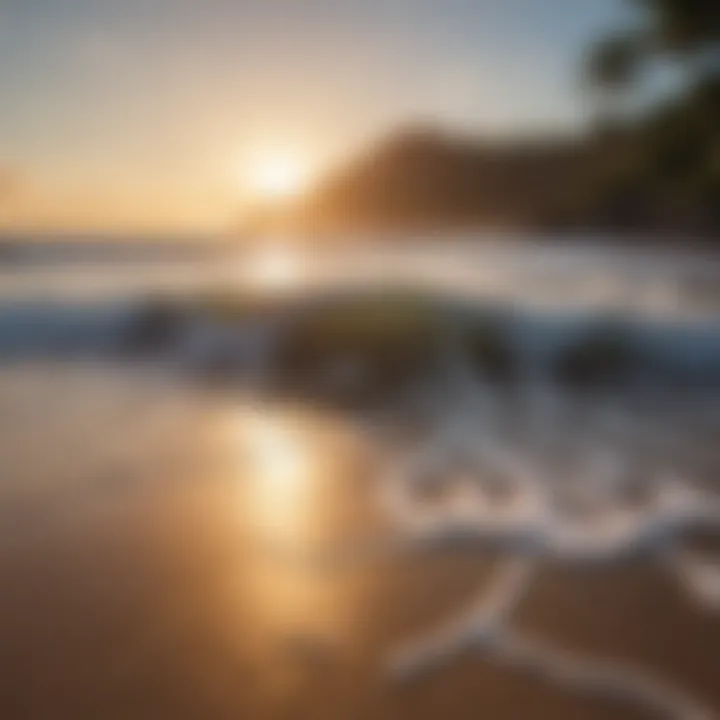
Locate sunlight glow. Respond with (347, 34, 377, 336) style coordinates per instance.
(247, 245, 302, 291)
(244, 152, 311, 200)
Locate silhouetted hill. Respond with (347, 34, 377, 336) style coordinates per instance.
(303, 128, 597, 231)
(244, 76, 719, 240)
(248, 127, 597, 235)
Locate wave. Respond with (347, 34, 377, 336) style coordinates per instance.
(1, 289, 719, 392)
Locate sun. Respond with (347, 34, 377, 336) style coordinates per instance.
(244, 152, 310, 200)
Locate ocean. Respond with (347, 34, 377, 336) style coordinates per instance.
(1, 234, 719, 719)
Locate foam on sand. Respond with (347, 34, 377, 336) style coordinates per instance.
(375, 370, 720, 719)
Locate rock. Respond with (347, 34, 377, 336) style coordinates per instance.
(271, 292, 446, 409)
(123, 299, 185, 355)
(554, 321, 640, 387)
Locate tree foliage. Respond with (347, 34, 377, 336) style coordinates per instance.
(588, 0, 720, 88)
(583, 1, 719, 236)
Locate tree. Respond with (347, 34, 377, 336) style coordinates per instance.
(587, 0, 719, 90)
(585, 1, 719, 236)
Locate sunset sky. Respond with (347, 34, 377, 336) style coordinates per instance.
(0, 0, 628, 233)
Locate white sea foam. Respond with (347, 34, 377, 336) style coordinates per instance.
(375, 368, 720, 719)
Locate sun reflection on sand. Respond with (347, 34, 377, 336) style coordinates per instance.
(234, 407, 314, 540)
(223, 404, 371, 660)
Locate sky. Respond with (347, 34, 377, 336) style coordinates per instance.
(0, 0, 629, 233)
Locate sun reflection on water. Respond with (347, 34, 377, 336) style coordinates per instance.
(245, 245, 303, 292)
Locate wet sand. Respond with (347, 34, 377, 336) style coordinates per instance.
(1, 365, 719, 719)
